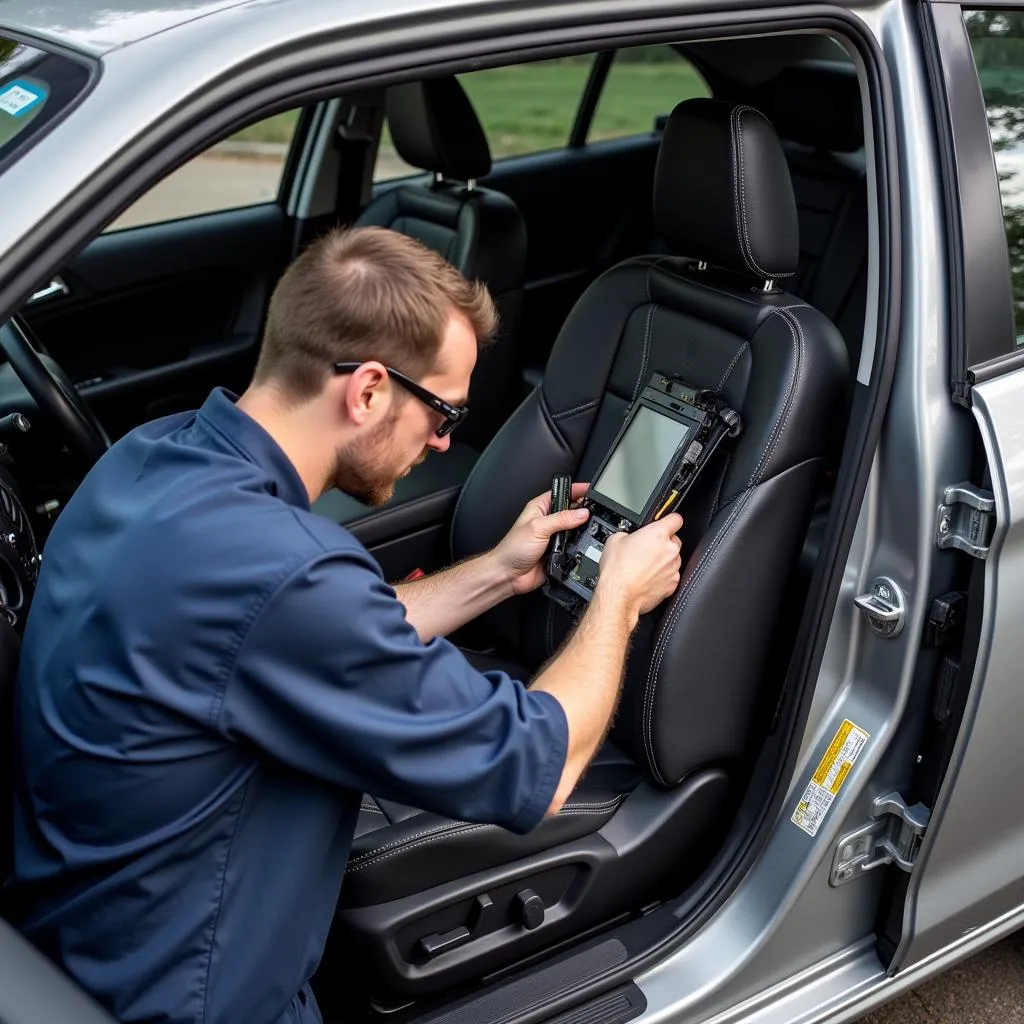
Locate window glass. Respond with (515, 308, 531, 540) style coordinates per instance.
(588, 45, 709, 143)
(459, 58, 594, 160)
(965, 10, 1024, 344)
(0, 36, 92, 167)
(373, 58, 594, 182)
(104, 110, 302, 233)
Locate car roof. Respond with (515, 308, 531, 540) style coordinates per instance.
(0, 0, 265, 56)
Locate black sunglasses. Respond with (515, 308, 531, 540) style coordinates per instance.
(332, 362, 468, 438)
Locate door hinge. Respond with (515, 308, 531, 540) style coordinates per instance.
(830, 792, 930, 887)
(936, 483, 995, 560)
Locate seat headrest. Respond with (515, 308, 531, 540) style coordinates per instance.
(385, 77, 492, 182)
(770, 61, 864, 153)
(653, 98, 798, 280)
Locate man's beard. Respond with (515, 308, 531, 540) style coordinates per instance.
(330, 418, 429, 507)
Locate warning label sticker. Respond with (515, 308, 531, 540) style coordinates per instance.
(791, 719, 870, 837)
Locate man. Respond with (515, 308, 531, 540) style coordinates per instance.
(9, 226, 683, 1024)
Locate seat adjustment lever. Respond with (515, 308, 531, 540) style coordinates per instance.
(416, 894, 494, 960)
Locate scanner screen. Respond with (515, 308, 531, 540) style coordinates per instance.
(592, 406, 694, 517)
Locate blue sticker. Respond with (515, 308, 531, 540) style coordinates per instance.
(0, 80, 46, 119)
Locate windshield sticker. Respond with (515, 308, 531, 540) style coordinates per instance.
(0, 79, 46, 119)
(791, 719, 870, 837)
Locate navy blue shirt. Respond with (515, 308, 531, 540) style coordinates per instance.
(9, 388, 567, 1024)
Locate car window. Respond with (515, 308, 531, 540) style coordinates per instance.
(0, 36, 92, 170)
(374, 57, 595, 182)
(965, 10, 1024, 344)
(587, 45, 710, 143)
(461, 57, 594, 160)
(104, 110, 302, 233)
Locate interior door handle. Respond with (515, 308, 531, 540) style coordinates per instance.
(28, 276, 70, 305)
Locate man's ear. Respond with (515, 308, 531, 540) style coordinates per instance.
(342, 362, 388, 427)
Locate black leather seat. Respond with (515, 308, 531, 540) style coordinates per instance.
(326, 98, 849, 1001)
(356, 75, 527, 454)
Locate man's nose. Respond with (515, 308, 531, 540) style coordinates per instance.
(427, 433, 451, 454)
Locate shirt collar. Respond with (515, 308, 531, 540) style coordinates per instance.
(197, 388, 310, 510)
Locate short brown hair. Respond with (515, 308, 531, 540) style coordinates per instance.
(253, 226, 497, 401)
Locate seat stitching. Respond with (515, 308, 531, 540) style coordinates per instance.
(731, 105, 763, 279)
(733, 106, 795, 281)
(359, 802, 386, 814)
(748, 307, 804, 488)
(348, 821, 457, 866)
(717, 342, 749, 393)
(642, 488, 753, 783)
(560, 797, 623, 811)
(631, 303, 657, 404)
(551, 398, 600, 422)
(757, 308, 806, 483)
(348, 805, 621, 873)
(348, 824, 493, 872)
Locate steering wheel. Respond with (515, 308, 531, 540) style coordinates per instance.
(0, 316, 110, 467)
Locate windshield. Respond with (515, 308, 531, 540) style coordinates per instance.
(0, 35, 92, 169)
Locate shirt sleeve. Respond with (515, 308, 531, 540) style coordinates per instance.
(217, 547, 568, 835)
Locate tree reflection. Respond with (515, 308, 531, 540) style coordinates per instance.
(967, 10, 1024, 340)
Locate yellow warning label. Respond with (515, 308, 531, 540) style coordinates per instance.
(792, 719, 870, 837)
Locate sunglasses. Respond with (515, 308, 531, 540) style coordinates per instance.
(332, 362, 468, 438)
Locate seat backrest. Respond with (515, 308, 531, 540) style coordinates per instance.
(452, 98, 850, 786)
(357, 77, 528, 451)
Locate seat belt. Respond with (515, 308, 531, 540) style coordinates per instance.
(333, 98, 382, 226)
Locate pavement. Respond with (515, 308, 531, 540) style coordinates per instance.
(857, 932, 1024, 1023)
(109, 147, 1024, 1024)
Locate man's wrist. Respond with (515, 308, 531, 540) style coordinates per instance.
(480, 548, 517, 602)
(589, 584, 640, 635)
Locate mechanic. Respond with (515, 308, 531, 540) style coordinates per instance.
(7, 226, 683, 1024)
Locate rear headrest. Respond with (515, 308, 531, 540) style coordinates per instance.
(654, 98, 798, 280)
(770, 60, 864, 153)
(385, 77, 492, 182)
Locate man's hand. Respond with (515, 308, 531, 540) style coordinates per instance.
(492, 483, 591, 596)
(595, 513, 684, 625)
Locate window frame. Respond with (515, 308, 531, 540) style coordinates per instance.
(924, 1, 1024, 398)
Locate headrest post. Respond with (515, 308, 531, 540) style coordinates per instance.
(434, 171, 444, 185)
(762, 279, 777, 293)
(697, 261, 708, 272)
(466, 178, 477, 192)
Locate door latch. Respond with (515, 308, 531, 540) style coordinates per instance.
(830, 791, 930, 886)
(854, 576, 906, 638)
(937, 483, 995, 560)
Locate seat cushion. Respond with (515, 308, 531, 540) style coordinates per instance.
(341, 650, 643, 909)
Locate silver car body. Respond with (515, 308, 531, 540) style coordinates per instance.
(0, 1, 1020, 1022)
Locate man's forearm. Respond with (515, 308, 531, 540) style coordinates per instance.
(394, 552, 513, 641)
(530, 590, 637, 814)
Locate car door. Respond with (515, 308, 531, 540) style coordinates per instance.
(16, 108, 311, 441)
(872, 0, 1024, 975)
